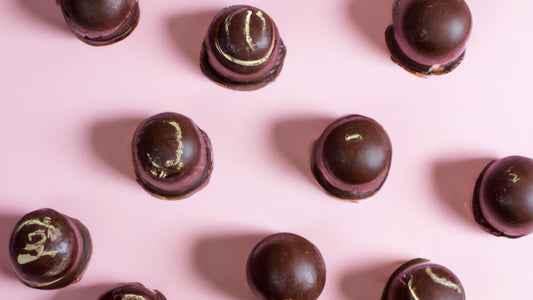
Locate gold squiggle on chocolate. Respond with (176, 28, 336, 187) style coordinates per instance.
(15, 217, 62, 265)
(425, 266, 462, 293)
(215, 8, 275, 67)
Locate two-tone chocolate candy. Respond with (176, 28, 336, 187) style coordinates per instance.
(9, 208, 92, 289)
(200, 5, 286, 90)
(385, 0, 472, 75)
(132, 112, 213, 200)
(59, 0, 140, 45)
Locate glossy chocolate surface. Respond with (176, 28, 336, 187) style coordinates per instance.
(382, 258, 465, 300)
(132, 112, 213, 200)
(473, 155, 533, 238)
(386, 0, 472, 75)
(312, 115, 392, 200)
(99, 282, 167, 300)
(246, 232, 326, 300)
(9, 208, 92, 289)
(59, 0, 139, 46)
(200, 5, 286, 90)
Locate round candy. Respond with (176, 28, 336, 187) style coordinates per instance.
(132, 112, 213, 199)
(246, 232, 326, 300)
(200, 5, 286, 90)
(312, 115, 392, 200)
(473, 155, 533, 238)
(382, 258, 465, 300)
(9, 208, 92, 289)
(59, 0, 140, 46)
(385, 0, 472, 75)
(99, 282, 167, 300)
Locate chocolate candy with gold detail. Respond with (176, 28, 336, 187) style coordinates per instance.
(99, 282, 167, 300)
(312, 115, 392, 200)
(59, 0, 140, 46)
(9, 208, 92, 289)
(385, 0, 472, 76)
(382, 258, 465, 300)
(473, 155, 533, 238)
(200, 5, 286, 90)
(132, 112, 213, 199)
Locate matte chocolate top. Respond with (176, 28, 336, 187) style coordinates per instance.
(477, 156, 533, 237)
(100, 283, 167, 300)
(246, 232, 326, 300)
(9, 208, 91, 289)
(132, 112, 212, 199)
(60, 0, 139, 45)
(382, 258, 465, 300)
(392, 0, 472, 66)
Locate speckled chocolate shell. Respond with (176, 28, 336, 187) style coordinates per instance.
(246, 232, 326, 300)
(311, 115, 392, 200)
(132, 112, 213, 200)
(59, 0, 140, 46)
(9, 208, 92, 289)
(472, 155, 533, 238)
(382, 258, 465, 300)
(385, 0, 472, 76)
(99, 282, 167, 300)
(200, 5, 286, 90)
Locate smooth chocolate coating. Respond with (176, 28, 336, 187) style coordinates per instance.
(382, 258, 465, 300)
(132, 112, 213, 200)
(246, 232, 326, 300)
(385, 0, 472, 75)
(473, 155, 533, 238)
(59, 0, 139, 46)
(312, 115, 392, 200)
(200, 5, 286, 90)
(9, 208, 92, 289)
(99, 282, 167, 300)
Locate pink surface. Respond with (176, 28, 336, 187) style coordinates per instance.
(1, 0, 532, 299)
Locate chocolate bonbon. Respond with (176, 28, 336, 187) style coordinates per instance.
(9, 208, 92, 289)
(311, 115, 392, 200)
(59, 0, 140, 46)
(246, 232, 326, 300)
(385, 0, 472, 75)
(99, 282, 167, 300)
(382, 258, 465, 300)
(200, 5, 286, 90)
(473, 155, 533, 238)
(132, 112, 213, 199)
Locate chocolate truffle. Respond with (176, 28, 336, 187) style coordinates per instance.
(99, 282, 167, 300)
(385, 0, 472, 76)
(59, 0, 140, 46)
(200, 5, 286, 90)
(382, 258, 465, 300)
(246, 232, 326, 300)
(9, 208, 92, 289)
(132, 112, 213, 200)
(311, 115, 392, 200)
(473, 155, 533, 238)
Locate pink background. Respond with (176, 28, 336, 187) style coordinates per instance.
(1, 0, 532, 299)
